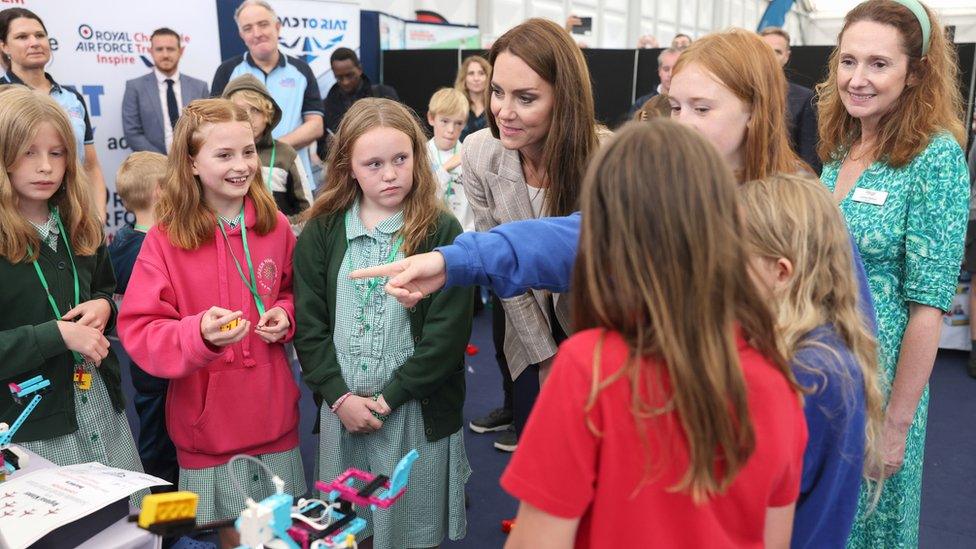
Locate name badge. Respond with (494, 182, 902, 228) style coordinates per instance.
(852, 187, 888, 206)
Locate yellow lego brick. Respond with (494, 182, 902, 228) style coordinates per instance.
(138, 491, 199, 528)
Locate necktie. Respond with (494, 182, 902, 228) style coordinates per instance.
(165, 79, 179, 129)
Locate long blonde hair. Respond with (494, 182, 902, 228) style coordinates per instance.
(816, 0, 965, 166)
(306, 98, 441, 256)
(737, 174, 884, 495)
(572, 120, 795, 503)
(672, 29, 807, 182)
(156, 98, 279, 250)
(0, 86, 101, 262)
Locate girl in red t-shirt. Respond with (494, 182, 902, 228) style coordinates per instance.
(500, 120, 808, 549)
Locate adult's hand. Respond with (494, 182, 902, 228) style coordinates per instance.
(349, 251, 447, 308)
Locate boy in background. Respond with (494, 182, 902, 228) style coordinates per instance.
(427, 88, 474, 232)
(222, 74, 311, 223)
(108, 151, 178, 488)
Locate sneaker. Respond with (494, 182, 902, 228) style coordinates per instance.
(469, 407, 513, 433)
(493, 427, 518, 453)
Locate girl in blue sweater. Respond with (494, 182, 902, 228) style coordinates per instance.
(737, 174, 884, 548)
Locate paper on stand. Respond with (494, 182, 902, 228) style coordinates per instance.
(0, 462, 168, 549)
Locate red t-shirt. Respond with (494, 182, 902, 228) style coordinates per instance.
(501, 328, 807, 548)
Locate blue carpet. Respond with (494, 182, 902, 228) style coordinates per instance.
(114, 310, 976, 547)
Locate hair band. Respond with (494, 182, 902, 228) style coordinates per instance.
(891, 0, 931, 55)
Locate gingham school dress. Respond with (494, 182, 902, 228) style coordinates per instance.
(318, 203, 470, 549)
(21, 213, 147, 507)
(178, 215, 307, 523)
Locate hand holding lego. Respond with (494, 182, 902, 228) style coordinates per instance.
(200, 306, 249, 347)
(336, 395, 384, 433)
(57, 321, 110, 366)
(368, 394, 391, 416)
(349, 251, 446, 309)
(255, 306, 289, 343)
(62, 298, 112, 332)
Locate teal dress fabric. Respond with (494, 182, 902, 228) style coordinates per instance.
(318, 200, 470, 549)
(821, 132, 969, 547)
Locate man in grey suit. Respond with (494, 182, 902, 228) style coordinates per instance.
(122, 28, 209, 153)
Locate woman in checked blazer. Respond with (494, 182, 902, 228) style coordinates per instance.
(461, 18, 599, 441)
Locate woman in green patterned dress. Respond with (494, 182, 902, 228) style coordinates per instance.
(816, 1, 970, 546)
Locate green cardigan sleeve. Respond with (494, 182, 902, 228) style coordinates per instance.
(293, 214, 350, 407)
(91, 244, 119, 332)
(381, 213, 474, 411)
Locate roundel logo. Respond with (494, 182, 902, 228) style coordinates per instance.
(78, 25, 94, 40)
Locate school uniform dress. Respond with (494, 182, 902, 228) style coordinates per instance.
(294, 204, 473, 549)
(821, 132, 969, 547)
(0, 212, 144, 499)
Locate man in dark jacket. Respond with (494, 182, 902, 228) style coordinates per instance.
(760, 27, 822, 175)
(323, 48, 399, 135)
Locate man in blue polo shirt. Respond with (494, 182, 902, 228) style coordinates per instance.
(211, 0, 323, 195)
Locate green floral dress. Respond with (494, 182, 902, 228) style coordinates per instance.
(821, 132, 969, 548)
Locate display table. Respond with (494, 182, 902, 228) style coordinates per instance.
(4, 447, 161, 549)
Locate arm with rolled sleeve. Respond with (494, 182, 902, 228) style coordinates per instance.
(117, 236, 222, 379)
(381, 216, 474, 411)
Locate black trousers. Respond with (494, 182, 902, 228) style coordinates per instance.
(512, 297, 568, 436)
(491, 293, 514, 413)
(129, 362, 179, 490)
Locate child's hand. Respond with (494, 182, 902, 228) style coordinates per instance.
(368, 395, 391, 416)
(62, 298, 112, 333)
(200, 306, 249, 347)
(255, 307, 290, 343)
(443, 152, 462, 172)
(336, 395, 384, 434)
(57, 321, 110, 366)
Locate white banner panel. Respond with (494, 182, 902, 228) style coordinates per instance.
(404, 22, 480, 49)
(272, 0, 360, 101)
(14, 0, 221, 237)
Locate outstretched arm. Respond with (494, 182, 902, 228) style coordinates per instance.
(351, 213, 580, 307)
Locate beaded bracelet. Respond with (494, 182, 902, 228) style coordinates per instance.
(331, 391, 353, 413)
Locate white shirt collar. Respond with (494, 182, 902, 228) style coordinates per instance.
(154, 68, 180, 85)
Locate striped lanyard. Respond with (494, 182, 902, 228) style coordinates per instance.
(217, 206, 267, 316)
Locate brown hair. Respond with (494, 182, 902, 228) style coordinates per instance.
(0, 86, 102, 262)
(226, 88, 275, 125)
(116, 151, 167, 211)
(673, 29, 807, 182)
(738, 174, 885, 501)
(816, 0, 965, 166)
(305, 98, 441, 256)
(634, 94, 672, 121)
(156, 98, 278, 250)
(573, 120, 795, 502)
(454, 55, 491, 107)
(487, 18, 598, 216)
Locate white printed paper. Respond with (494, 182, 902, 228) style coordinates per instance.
(0, 463, 167, 549)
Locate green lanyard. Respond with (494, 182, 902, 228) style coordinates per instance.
(28, 209, 85, 364)
(217, 206, 266, 316)
(346, 211, 404, 307)
(134, 224, 150, 232)
(266, 142, 276, 191)
(433, 143, 459, 200)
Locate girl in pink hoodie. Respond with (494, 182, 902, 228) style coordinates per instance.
(118, 99, 304, 547)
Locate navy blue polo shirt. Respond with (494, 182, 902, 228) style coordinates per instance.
(212, 51, 324, 184)
(0, 71, 93, 161)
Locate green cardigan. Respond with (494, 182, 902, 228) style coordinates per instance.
(0, 242, 124, 441)
(294, 209, 473, 442)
